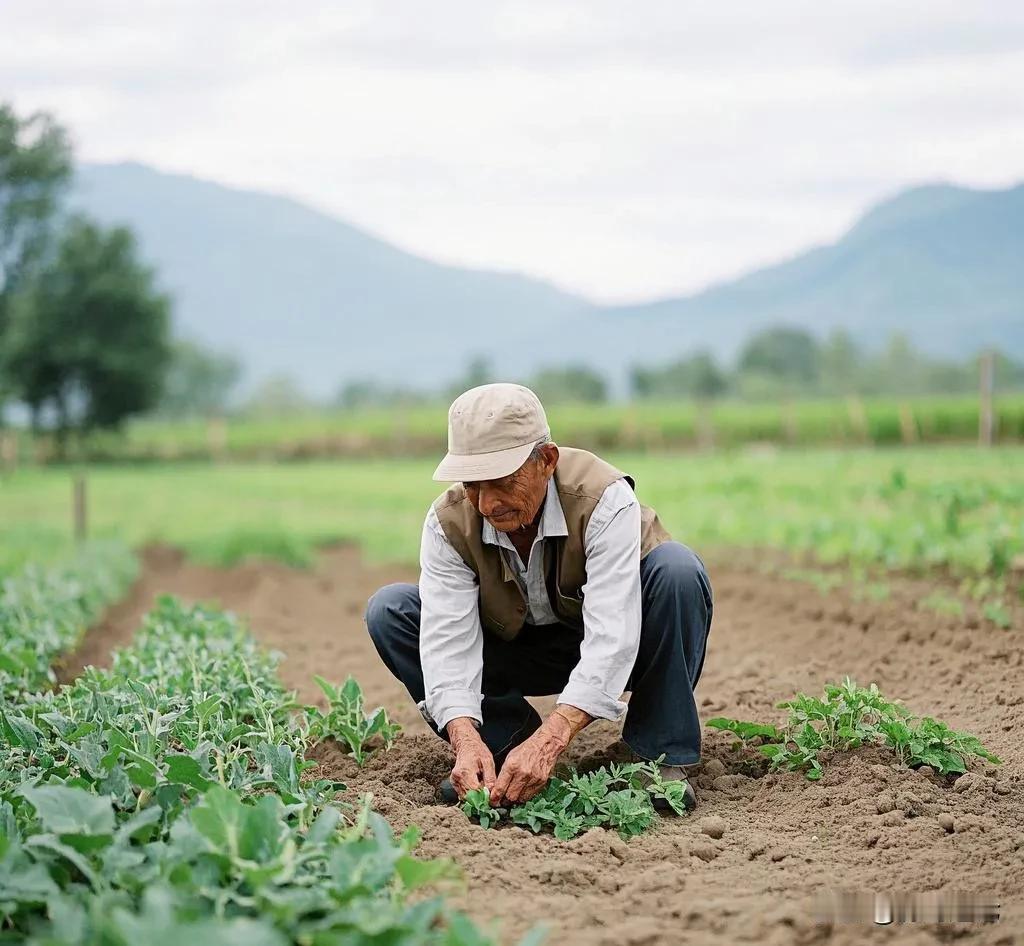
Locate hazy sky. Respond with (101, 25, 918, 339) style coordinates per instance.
(5, 1, 1024, 303)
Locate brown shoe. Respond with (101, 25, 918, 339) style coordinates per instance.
(625, 753, 698, 814)
(650, 765, 698, 814)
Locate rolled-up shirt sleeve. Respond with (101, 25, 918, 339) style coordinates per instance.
(418, 506, 485, 731)
(556, 479, 642, 722)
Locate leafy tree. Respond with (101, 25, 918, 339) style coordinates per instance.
(244, 373, 310, 416)
(529, 364, 608, 403)
(5, 217, 170, 447)
(631, 351, 727, 401)
(445, 355, 496, 400)
(335, 379, 427, 410)
(738, 326, 820, 388)
(0, 103, 73, 418)
(819, 329, 863, 395)
(994, 351, 1024, 390)
(158, 339, 242, 418)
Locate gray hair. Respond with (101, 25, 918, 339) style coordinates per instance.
(527, 435, 553, 464)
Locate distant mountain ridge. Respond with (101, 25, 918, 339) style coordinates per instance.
(71, 163, 590, 397)
(71, 164, 1024, 397)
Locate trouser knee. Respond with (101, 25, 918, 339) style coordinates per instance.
(364, 582, 418, 648)
(644, 542, 712, 610)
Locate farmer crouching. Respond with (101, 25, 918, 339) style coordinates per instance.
(365, 383, 713, 812)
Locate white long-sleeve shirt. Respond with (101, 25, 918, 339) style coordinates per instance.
(417, 476, 642, 732)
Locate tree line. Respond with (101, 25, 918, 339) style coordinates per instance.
(324, 332, 1024, 415)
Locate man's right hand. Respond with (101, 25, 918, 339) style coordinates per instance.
(446, 717, 496, 799)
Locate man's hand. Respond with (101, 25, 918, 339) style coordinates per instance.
(446, 717, 496, 799)
(491, 704, 593, 806)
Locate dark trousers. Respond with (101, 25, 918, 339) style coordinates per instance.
(364, 541, 713, 767)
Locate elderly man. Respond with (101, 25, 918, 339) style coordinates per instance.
(365, 383, 713, 811)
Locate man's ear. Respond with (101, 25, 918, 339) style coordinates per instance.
(542, 442, 559, 476)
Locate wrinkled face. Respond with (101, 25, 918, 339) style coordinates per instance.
(463, 443, 559, 532)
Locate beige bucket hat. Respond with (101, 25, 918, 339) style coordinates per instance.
(432, 382, 550, 482)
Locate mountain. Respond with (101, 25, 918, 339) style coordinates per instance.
(590, 182, 1024, 371)
(72, 164, 1024, 397)
(71, 163, 590, 398)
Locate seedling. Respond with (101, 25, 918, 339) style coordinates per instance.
(461, 758, 690, 840)
(462, 787, 507, 829)
(708, 676, 1002, 780)
(307, 674, 402, 765)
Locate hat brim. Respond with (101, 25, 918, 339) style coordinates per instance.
(432, 440, 536, 482)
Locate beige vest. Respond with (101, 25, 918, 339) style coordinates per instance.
(433, 446, 671, 641)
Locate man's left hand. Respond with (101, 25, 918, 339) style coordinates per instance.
(490, 723, 568, 806)
(491, 704, 595, 805)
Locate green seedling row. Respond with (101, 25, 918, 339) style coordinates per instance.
(0, 595, 496, 945)
(708, 677, 1002, 780)
(461, 759, 691, 841)
(0, 541, 137, 699)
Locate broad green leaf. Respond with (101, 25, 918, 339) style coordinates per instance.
(190, 785, 246, 857)
(306, 805, 342, 846)
(394, 853, 460, 892)
(165, 754, 215, 791)
(19, 784, 115, 836)
(239, 795, 285, 863)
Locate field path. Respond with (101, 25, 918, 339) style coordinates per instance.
(68, 545, 1024, 945)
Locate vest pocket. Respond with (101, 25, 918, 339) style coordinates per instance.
(553, 586, 584, 627)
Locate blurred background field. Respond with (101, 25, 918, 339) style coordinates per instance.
(7, 393, 1024, 464)
(4, 447, 1021, 601)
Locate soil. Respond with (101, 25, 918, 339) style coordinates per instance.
(65, 545, 1023, 945)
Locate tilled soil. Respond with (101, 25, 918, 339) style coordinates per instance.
(67, 545, 1023, 945)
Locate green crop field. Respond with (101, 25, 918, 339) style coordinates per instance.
(13, 394, 1024, 464)
(2, 445, 1022, 941)
(2, 446, 1021, 587)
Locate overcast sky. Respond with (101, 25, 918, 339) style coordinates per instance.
(4, 1, 1024, 303)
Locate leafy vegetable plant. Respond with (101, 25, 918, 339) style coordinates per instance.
(0, 541, 137, 699)
(708, 676, 1002, 780)
(0, 593, 494, 945)
(307, 674, 401, 765)
(461, 759, 690, 841)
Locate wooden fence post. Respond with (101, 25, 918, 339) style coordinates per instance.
(845, 395, 869, 444)
(73, 474, 88, 543)
(696, 400, 715, 451)
(207, 415, 228, 461)
(898, 403, 918, 445)
(979, 349, 995, 447)
(0, 430, 16, 474)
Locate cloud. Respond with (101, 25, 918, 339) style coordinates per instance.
(3, 0, 1024, 301)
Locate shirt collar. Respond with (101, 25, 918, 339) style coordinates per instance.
(481, 475, 567, 548)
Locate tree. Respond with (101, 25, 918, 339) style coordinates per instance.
(738, 326, 820, 389)
(529, 364, 608, 403)
(445, 355, 495, 400)
(630, 351, 727, 400)
(5, 217, 171, 446)
(244, 374, 310, 416)
(158, 339, 242, 418)
(0, 103, 73, 418)
(819, 329, 863, 395)
(334, 379, 427, 410)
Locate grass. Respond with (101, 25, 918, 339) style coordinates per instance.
(1, 447, 1022, 586)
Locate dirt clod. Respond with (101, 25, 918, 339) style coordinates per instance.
(875, 791, 895, 813)
(699, 816, 727, 839)
(702, 758, 726, 778)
